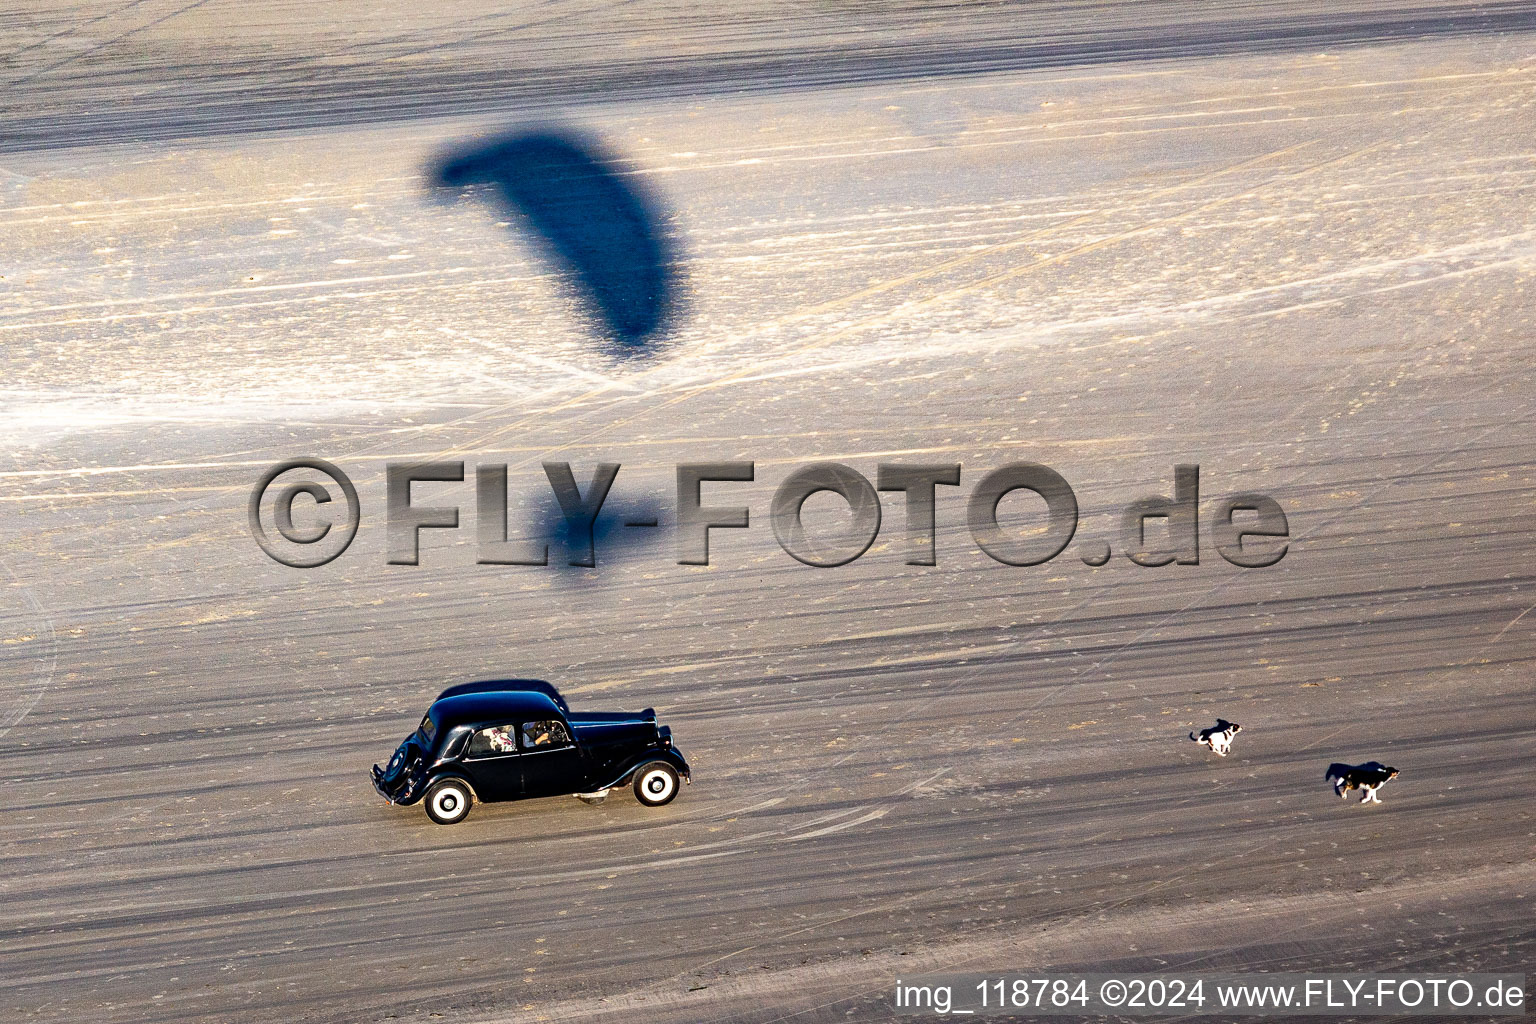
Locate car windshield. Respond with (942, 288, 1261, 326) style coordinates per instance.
(416, 712, 436, 746)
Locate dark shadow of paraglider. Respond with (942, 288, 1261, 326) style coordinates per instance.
(546, 494, 670, 573)
(430, 129, 680, 347)
(488, 493, 670, 587)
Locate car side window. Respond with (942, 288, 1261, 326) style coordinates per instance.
(466, 724, 519, 758)
(521, 719, 572, 750)
(441, 728, 471, 760)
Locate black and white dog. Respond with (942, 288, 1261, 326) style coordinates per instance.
(1326, 761, 1400, 804)
(1189, 719, 1242, 757)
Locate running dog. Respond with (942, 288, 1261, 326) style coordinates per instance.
(1189, 719, 1242, 757)
(1325, 761, 1400, 804)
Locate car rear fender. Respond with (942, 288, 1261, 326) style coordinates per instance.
(424, 771, 480, 804)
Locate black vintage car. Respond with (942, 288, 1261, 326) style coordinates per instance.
(371, 681, 690, 824)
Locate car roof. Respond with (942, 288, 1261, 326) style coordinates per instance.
(435, 678, 568, 711)
(429, 690, 562, 729)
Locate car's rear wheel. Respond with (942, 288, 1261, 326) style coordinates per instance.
(632, 762, 680, 806)
(424, 779, 473, 825)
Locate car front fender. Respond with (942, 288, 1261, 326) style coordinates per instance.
(592, 746, 691, 792)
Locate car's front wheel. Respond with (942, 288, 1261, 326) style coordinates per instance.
(424, 779, 473, 825)
(632, 762, 680, 806)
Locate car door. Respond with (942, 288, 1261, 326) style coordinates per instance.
(460, 723, 522, 800)
(517, 717, 585, 797)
